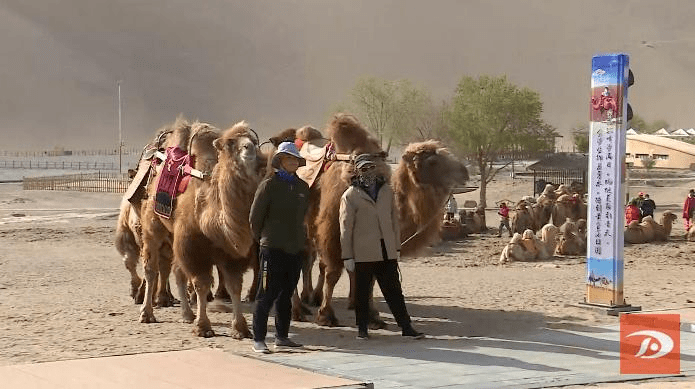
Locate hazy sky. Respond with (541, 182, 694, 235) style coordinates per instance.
(2, 0, 694, 150)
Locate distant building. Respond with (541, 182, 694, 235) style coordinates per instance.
(526, 153, 588, 196)
(626, 134, 695, 169)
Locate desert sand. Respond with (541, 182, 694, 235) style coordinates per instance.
(0, 175, 693, 387)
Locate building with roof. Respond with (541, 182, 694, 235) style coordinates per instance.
(626, 134, 695, 169)
(526, 153, 588, 195)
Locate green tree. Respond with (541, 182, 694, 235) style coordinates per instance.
(641, 156, 656, 171)
(571, 124, 589, 153)
(348, 76, 430, 153)
(448, 75, 544, 208)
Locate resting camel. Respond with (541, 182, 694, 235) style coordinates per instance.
(309, 114, 468, 327)
(499, 225, 558, 263)
(138, 119, 265, 338)
(625, 211, 677, 244)
(556, 218, 585, 255)
(461, 206, 486, 234)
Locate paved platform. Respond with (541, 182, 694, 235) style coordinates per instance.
(2, 309, 693, 388)
(0, 348, 367, 389)
(260, 308, 695, 389)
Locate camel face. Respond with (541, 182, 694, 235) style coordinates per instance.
(401, 141, 468, 188)
(214, 122, 259, 174)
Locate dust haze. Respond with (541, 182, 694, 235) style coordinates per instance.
(1, 0, 694, 151)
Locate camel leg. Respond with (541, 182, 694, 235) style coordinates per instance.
(123, 250, 141, 300)
(315, 265, 341, 327)
(218, 264, 251, 339)
(347, 269, 356, 310)
(310, 260, 326, 307)
(291, 288, 311, 322)
(213, 265, 232, 301)
(155, 255, 175, 307)
(139, 240, 159, 323)
(300, 251, 315, 304)
(364, 277, 386, 329)
(175, 267, 195, 323)
(134, 279, 146, 305)
(192, 276, 214, 338)
(244, 244, 260, 302)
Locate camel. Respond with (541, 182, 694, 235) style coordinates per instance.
(138, 119, 265, 338)
(552, 193, 587, 226)
(625, 220, 647, 244)
(556, 218, 585, 255)
(625, 211, 677, 244)
(309, 114, 469, 327)
(461, 206, 486, 234)
(511, 202, 534, 234)
(641, 211, 677, 242)
(499, 226, 557, 264)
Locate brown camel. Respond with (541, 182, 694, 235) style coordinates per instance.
(641, 211, 677, 242)
(624, 220, 647, 244)
(552, 193, 587, 226)
(511, 202, 534, 234)
(499, 225, 557, 263)
(139, 119, 265, 338)
(309, 114, 469, 327)
(556, 218, 585, 255)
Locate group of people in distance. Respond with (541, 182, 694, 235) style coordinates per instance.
(625, 191, 656, 225)
(249, 142, 423, 354)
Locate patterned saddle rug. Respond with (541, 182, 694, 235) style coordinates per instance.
(154, 146, 193, 218)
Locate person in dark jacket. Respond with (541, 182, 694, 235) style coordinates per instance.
(639, 193, 656, 219)
(340, 154, 424, 340)
(249, 142, 310, 353)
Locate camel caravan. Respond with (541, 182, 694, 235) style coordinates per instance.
(115, 113, 468, 337)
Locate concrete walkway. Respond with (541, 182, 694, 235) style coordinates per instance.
(260, 308, 695, 389)
(0, 348, 367, 389)
(1, 309, 693, 388)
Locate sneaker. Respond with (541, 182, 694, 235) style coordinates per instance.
(252, 341, 270, 354)
(275, 337, 302, 348)
(402, 325, 425, 339)
(356, 329, 369, 340)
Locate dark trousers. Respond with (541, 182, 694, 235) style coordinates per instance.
(253, 247, 302, 341)
(355, 259, 411, 331)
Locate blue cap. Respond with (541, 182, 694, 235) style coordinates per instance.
(272, 141, 306, 168)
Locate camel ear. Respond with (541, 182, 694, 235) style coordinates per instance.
(212, 138, 223, 151)
(401, 152, 414, 163)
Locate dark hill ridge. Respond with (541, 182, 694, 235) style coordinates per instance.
(2, 0, 694, 150)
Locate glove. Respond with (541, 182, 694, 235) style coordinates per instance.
(343, 258, 355, 272)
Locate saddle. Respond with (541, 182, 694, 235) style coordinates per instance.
(154, 146, 193, 219)
(296, 138, 329, 187)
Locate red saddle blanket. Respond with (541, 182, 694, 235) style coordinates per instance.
(154, 146, 193, 219)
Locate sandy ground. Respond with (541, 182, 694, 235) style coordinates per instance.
(0, 176, 694, 388)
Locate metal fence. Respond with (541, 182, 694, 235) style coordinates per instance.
(532, 169, 587, 196)
(0, 160, 120, 170)
(23, 172, 131, 193)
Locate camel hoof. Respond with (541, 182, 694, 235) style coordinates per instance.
(155, 295, 175, 308)
(139, 310, 157, 324)
(368, 319, 387, 330)
(195, 328, 215, 338)
(315, 309, 339, 327)
(231, 328, 252, 340)
(181, 311, 196, 324)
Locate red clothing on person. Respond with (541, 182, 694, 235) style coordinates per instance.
(683, 196, 695, 219)
(625, 204, 640, 225)
(498, 205, 510, 219)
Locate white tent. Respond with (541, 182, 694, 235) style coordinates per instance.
(687, 128, 695, 136)
(626, 128, 638, 135)
(671, 129, 689, 137)
(654, 128, 670, 136)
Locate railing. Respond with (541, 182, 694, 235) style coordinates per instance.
(0, 160, 120, 170)
(23, 172, 131, 193)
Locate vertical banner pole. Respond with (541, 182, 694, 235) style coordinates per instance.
(585, 53, 639, 313)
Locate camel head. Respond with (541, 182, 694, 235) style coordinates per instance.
(269, 128, 297, 147)
(397, 140, 469, 189)
(213, 121, 259, 175)
(661, 211, 677, 226)
(326, 113, 382, 155)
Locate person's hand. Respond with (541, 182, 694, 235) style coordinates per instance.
(343, 258, 355, 272)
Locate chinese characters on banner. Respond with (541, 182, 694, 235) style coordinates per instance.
(586, 54, 628, 306)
